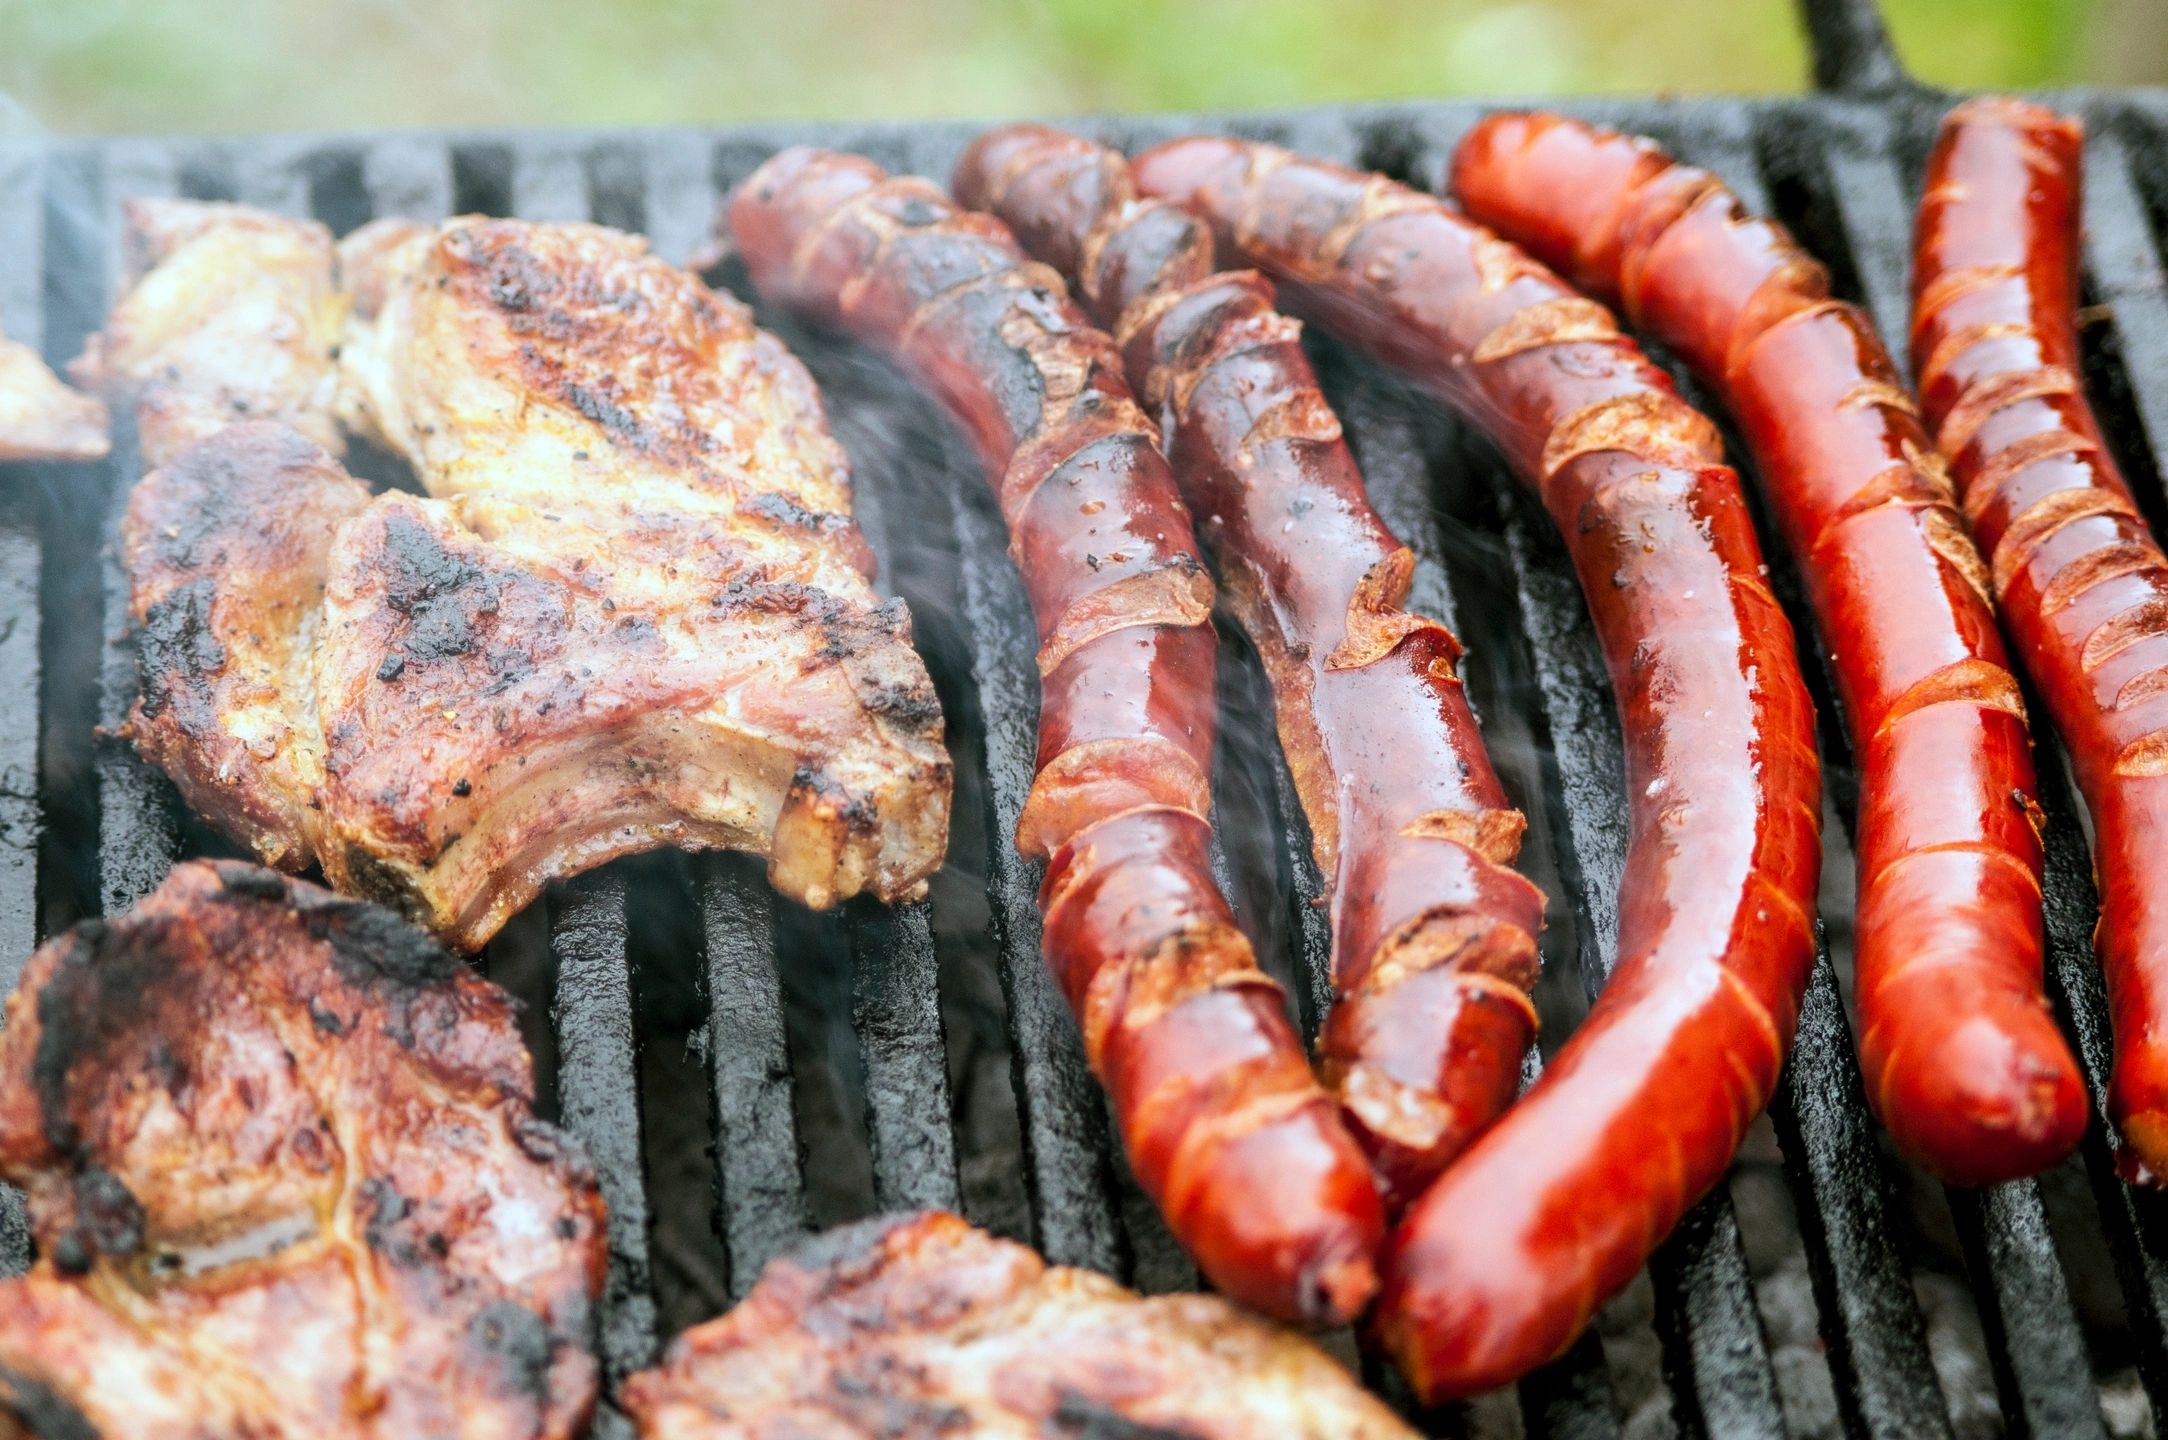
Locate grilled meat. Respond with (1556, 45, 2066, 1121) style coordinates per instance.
(124, 423, 371, 870)
(0, 860, 607, 1439)
(71, 200, 347, 468)
(333, 215, 948, 919)
(103, 203, 950, 946)
(0, 319, 107, 462)
(621, 1211, 1418, 1439)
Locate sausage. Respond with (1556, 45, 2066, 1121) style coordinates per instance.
(1129, 137, 1823, 1396)
(1452, 112, 2084, 1187)
(953, 124, 1546, 1211)
(727, 148, 1386, 1322)
(1913, 98, 2168, 1182)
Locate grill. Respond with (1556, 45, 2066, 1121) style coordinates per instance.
(4, 0, 2168, 1434)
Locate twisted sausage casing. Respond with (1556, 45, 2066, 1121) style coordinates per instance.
(1131, 136, 1822, 1396)
(954, 124, 1545, 1210)
(729, 148, 1386, 1321)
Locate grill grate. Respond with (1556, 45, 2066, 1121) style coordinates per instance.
(5, 1, 2168, 1434)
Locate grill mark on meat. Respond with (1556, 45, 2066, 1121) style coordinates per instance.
(466, 1302, 558, 1413)
(67, 1171, 145, 1263)
(131, 580, 226, 724)
(378, 508, 490, 663)
(1045, 1395, 1203, 1439)
(114, 208, 950, 946)
(221, 862, 462, 992)
(0, 1367, 103, 1440)
(622, 1210, 1416, 1437)
(31, 922, 139, 1161)
(0, 863, 608, 1438)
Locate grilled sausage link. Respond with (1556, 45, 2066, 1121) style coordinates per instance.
(1452, 112, 2083, 1187)
(728, 148, 1386, 1322)
(954, 124, 1546, 1211)
(1131, 136, 1823, 1398)
(1914, 98, 2168, 1182)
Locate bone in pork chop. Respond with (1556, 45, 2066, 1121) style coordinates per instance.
(95, 203, 950, 947)
(621, 1210, 1419, 1439)
(0, 860, 606, 1440)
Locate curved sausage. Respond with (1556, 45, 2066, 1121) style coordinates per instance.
(727, 148, 1386, 1321)
(1452, 111, 2083, 1187)
(1913, 98, 2168, 1182)
(954, 124, 1546, 1211)
(1130, 137, 1823, 1396)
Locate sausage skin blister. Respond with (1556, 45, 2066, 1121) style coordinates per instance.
(1129, 137, 1823, 1396)
(954, 124, 1546, 1211)
(1914, 98, 2168, 1181)
(727, 148, 1386, 1323)
(1453, 112, 2083, 1187)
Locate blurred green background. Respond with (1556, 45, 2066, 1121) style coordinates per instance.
(1, 0, 2160, 136)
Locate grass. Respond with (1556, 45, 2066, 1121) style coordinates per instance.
(0, 0, 2134, 137)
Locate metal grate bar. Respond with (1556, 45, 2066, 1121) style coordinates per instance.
(846, 900, 960, 1210)
(233, 137, 313, 220)
(92, 139, 181, 916)
(549, 870, 659, 1395)
(0, 142, 43, 990)
(0, 144, 42, 358)
(2077, 132, 2168, 516)
(361, 136, 454, 229)
(1795, 0, 1915, 98)
(699, 855, 806, 1298)
(632, 133, 814, 1300)
(0, 138, 44, 1278)
(2033, 745, 2168, 1416)
(497, 148, 661, 1433)
(812, 246, 964, 1217)
(1948, 1182, 2111, 1439)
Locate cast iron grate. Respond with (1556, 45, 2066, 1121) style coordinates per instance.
(4, 0, 2168, 1434)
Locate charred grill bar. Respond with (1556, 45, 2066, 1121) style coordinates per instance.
(4, 0, 2168, 1432)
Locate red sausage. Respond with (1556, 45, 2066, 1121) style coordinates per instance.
(1914, 98, 2168, 1182)
(1452, 112, 2082, 1187)
(1131, 137, 1823, 1396)
(954, 124, 1546, 1211)
(727, 148, 1386, 1322)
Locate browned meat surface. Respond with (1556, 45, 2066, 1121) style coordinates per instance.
(71, 200, 346, 467)
(123, 424, 371, 870)
(621, 1211, 1419, 1439)
(0, 860, 606, 1439)
(103, 203, 950, 947)
(0, 319, 107, 462)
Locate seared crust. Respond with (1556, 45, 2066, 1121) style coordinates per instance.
(312, 492, 942, 941)
(333, 216, 949, 927)
(0, 860, 607, 1439)
(106, 203, 950, 946)
(122, 423, 371, 868)
(71, 200, 346, 468)
(0, 323, 107, 463)
(621, 1211, 1418, 1439)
